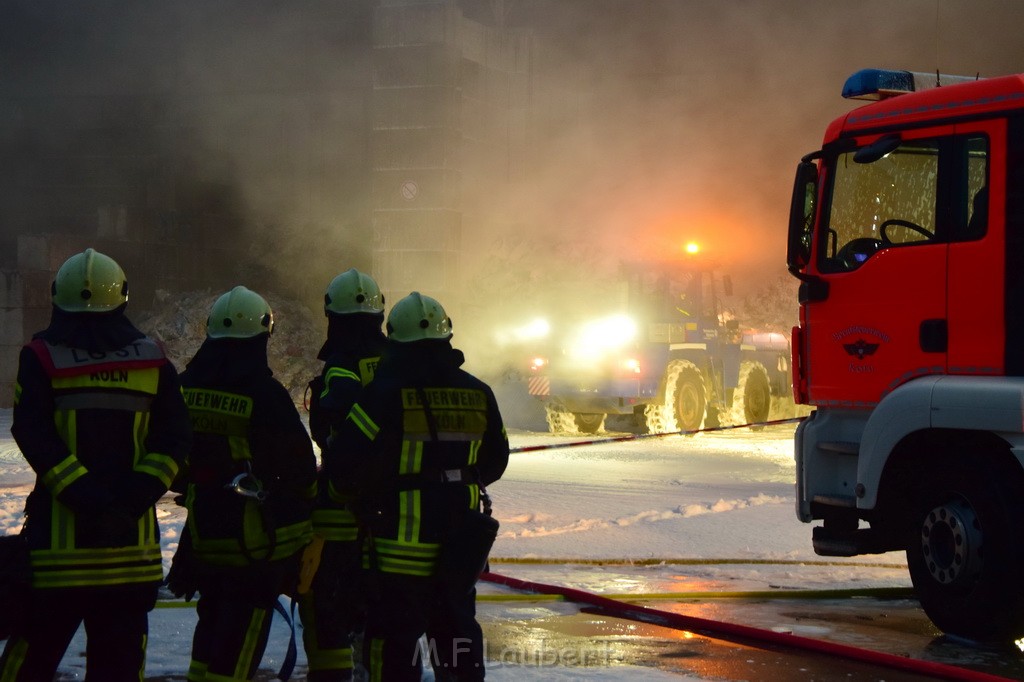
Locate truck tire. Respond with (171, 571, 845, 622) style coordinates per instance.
(906, 457, 1024, 641)
(544, 405, 605, 434)
(572, 412, 605, 434)
(733, 361, 771, 429)
(641, 403, 669, 434)
(666, 361, 706, 433)
(544, 405, 573, 434)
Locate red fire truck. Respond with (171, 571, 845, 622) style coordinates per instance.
(787, 68, 1024, 641)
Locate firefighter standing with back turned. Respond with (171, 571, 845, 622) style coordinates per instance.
(300, 268, 388, 681)
(167, 286, 317, 681)
(329, 291, 509, 682)
(0, 248, 192, 681)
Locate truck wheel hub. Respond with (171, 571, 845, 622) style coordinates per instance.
(920, 499, 982, 585)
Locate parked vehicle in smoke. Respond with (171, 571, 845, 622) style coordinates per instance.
(788, 68, 1024, 641)
(526, 258, 792, 434)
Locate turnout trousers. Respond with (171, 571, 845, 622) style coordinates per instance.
(298, 540, 363, 681)
(363, 571, 484, 682)
(0, 584, 155, 682)
(187, 562, 292, 682)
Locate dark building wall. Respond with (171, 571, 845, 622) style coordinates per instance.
(371, 0, 531, 317)
(0, 0, 533, 405)
(0, 0, 378, 306)
(0, 1, 382, 406)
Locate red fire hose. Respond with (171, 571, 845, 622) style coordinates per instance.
(480, 571, 1016, 682)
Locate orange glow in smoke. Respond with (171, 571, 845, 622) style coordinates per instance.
(633, 206, 767, 272)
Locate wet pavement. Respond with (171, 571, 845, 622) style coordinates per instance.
(479, 600, 937, 681)
(473, 563, 1024, 681)
(476, 591, 1024, 680)
(116, 565, 1024, 681)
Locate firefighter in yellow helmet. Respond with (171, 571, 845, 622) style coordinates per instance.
(0, 248, 192, 681)
(307, 268, 387, 450)
(328, 292, 509, 682)
(167, 286, 317, 681)
(300, 268, 387, 681)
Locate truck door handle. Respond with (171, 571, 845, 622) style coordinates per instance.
(919, 319, 947, 353)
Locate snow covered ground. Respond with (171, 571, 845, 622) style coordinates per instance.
(0, 407, 911, 680)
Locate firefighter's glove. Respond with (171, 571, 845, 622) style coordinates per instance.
(165, 540, 199, 602)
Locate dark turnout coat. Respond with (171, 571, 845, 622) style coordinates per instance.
(178, 337, 317, 568)
(328, 339, 509, 577)
(12, 308, 192, 590)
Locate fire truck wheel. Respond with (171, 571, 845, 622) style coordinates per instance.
(734, 361, 771, 429)
(905, 458, 1024, 641)
(669, 363, 706, 433)
(572, 412, 605, 434)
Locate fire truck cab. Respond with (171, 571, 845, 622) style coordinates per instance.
(787, 68, 1024, 641)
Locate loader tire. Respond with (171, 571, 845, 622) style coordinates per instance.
(733, 361, 771, 429)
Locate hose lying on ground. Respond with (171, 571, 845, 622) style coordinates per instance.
(480, 570, 1016, 682)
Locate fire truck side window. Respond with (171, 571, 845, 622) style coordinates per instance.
(961, 136, 989, 241)
(820, 138, 940, 273)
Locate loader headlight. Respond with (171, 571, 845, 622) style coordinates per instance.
(514, 318, 551, 341)
(568, 314, 638, 361)
(495, 317, 550, 347)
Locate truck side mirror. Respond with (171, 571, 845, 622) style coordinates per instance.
(787, 160, 818, 272)
(853, 134, 900, 164)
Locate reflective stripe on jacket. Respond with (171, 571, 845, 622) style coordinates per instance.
(311, 347, 383, 540)
(343, 377, 508, 578)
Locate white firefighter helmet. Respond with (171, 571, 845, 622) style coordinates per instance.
(51, 248, 129, 313)
(386, 291, 452, 342)
(207, 286, 274, 339)
(324, 268, 384, 316)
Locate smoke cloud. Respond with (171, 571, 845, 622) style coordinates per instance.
(2, 0, 1022, 376)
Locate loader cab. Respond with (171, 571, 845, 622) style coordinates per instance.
(620, 262, 727, 344)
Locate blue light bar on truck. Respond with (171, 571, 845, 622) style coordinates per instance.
(842, 68, 981, 101)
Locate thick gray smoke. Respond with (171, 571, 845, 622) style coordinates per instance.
(2, 0, 1023, 379)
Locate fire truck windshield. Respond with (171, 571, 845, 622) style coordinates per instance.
(820, 138, 940, 273)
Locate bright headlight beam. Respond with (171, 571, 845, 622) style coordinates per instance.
(569, 314, 638, 360)
(495, 318, 551, 346)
